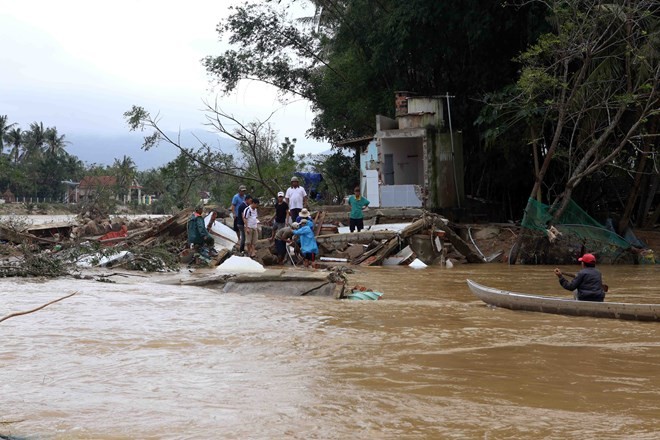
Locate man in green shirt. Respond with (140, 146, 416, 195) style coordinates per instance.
(347, 186, 370, 232)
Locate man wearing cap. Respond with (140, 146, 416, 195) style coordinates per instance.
(285, 176, 307, 222)
(230, 185, 247, 238)
(269, 191, 289, 241)
(275, 222, 297, 265)
(235, 194, 253, 255)
(554, 253, 605, 301)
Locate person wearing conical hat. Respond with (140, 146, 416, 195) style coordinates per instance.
(295, 207, 314, 232)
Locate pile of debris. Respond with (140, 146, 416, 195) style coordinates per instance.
(0, 206, 493, 278)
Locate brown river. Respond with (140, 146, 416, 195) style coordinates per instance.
(2, 264, 659, 439)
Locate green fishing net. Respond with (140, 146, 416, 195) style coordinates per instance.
(520, 197, 632, 260)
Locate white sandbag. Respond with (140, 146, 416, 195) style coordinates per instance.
(408, 258, 427, 269)
(216, 255, 266, 273)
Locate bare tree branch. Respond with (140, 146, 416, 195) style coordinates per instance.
(0, 292, 78, 324)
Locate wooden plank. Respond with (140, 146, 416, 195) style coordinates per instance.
(315, 231, 396, 246)
(313, 211, 326, 236)
(362, 236, 400, 266)
(352, 242, 385, 264)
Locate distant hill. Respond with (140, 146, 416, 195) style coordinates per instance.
(66, 130, 239, 170)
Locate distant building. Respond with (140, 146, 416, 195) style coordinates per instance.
(2, 189, 15, 203)
(67, 176, 146, 204)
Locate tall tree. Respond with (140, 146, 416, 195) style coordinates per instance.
(125, 104, 302, 199)
(112, 155, 137, 203)
(484, 0, 660, 262)
(44, 127, 68, 156)
(0, 115, 16, 154)
(514, 0, 659, 220)
(204, 1, 547, 144)
(204, 0, 548, 218)
(4, 127, 23, 163)
(21, 122, 47, 162)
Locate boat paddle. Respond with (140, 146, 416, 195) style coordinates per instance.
(562, 271, 609, 293)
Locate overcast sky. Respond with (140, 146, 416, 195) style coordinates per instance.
(0, 0, 326, 161)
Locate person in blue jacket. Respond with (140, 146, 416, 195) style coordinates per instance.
(292, 218, 318, 269)
(296, 208, 314, 232)
(554, 253, 605, 301)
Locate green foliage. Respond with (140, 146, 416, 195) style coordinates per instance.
(479, 0, 660, 221)
(111, 155, 137, 201)
(206, 0, 548, 147)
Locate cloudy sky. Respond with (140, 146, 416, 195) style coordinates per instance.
(0, 0, 326, 166)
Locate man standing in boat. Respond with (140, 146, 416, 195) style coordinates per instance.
(554, 253, 605, 302)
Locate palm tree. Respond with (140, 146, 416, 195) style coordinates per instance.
(21, 121, 46, 162)
(44, 126, 68, 156)
(5, 127, 23, 163)
(113, 155, 137, 202)
(0, 115, 16, 154)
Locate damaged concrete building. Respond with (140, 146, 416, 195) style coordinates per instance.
(343, 92, 465, 215)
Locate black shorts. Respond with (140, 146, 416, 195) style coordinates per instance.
(303, 252, 316, 262)
(275, 239, 287, 257)
(349, 218, 364, 232)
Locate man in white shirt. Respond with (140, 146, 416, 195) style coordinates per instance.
(242, 197, 260, 258)
(285, 176, 307, 221)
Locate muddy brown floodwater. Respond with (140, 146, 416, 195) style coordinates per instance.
(1, 264, 659, 439)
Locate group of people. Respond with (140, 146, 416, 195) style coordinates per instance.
(228, 176, 320, 268)
(189, 180, 607, 303)
(188, 176, 371, 269)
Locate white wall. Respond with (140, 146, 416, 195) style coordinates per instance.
(380, 137, 423, 185)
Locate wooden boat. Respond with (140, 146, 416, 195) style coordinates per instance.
(466, 279, 660, 322)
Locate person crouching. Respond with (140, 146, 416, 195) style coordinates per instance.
(292, 218, 318, 269)
(275, 222, 296, 265)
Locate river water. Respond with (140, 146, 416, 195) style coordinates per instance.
(1, 264, 659, 439)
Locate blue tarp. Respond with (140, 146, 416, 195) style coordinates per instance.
(295, 172, 323, 192)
